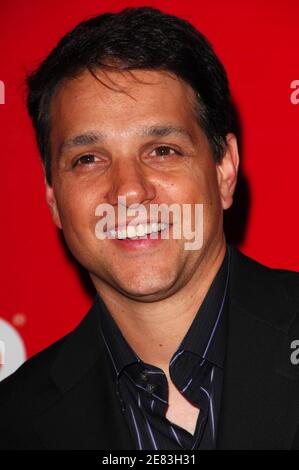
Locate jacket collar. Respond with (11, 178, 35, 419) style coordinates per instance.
(34, 298, 136, 449)
(50, 297, 104, 394)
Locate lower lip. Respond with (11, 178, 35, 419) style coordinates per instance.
(110, 229, 169, 251)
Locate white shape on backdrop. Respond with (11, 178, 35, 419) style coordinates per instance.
(0, 317, 26, 382)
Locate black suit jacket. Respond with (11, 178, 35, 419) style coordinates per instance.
(1, 244, 299, 450)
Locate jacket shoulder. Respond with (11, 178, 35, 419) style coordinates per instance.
(273, 267, 299, 302)
(0, 333, 70, 405)
(0, 333, 73, 449)
(231, 245, 299, 298)
(229, 245, 299, 329)
(249, 252, 299, 309)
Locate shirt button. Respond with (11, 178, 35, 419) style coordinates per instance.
(146, 383, 156, 394)
(140, 371, 149, 382)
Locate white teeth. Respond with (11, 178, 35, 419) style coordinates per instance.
(126, 225, 136, 239)
(108, 222, 168, 239)
(118, 229, 127, 239)
(145, 224, 152, 235)
(136, 224, 146, 237)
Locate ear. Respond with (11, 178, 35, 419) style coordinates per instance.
(45, 177, 62, 229)
(216, 133, 240, 210)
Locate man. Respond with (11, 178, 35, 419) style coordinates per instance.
(0, 6, 299, 450)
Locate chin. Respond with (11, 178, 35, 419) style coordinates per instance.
(116, 273, 178, 301)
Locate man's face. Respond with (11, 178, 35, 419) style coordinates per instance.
(46, 69, 238, 301)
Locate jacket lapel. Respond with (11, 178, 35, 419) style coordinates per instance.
(217, 245, 299, 449)
(34, 299, 136, 450)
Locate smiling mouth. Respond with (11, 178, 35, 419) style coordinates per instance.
(107, 222, 168, 240)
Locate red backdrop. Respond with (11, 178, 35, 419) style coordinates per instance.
(0, 0, 298, 368)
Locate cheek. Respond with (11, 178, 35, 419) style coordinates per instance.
(189, 161, 220, 204)
(157, 171, 211, 204)
(160, 167, 221, 235)
(55, 183, 100, 234)
(153, 168, 195, 197)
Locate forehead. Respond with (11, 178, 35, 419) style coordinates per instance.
(50, 68, 199, 123)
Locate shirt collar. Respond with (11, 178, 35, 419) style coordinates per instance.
(177, 243, 231, 368)
(97, 295, 138, 377)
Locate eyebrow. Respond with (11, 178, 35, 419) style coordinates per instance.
(58, 124, 195, 155)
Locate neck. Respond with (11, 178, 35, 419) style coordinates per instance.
(93, 240, 227, 371)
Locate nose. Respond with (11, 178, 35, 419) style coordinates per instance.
(106, 158, 156, 208)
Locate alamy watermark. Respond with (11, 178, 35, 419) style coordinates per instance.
(290, 340, 299, 365)
(0, 80, 5, 105)
(94, 196, 204, 250)
(290, 80, 299, 105)
(0, 340, 5, 365)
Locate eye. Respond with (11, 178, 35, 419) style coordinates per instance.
(72, 154, 99, 167)
(149, 146, 182, 158)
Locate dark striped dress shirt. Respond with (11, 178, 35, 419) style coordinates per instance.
(97, 243, 231, 450)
